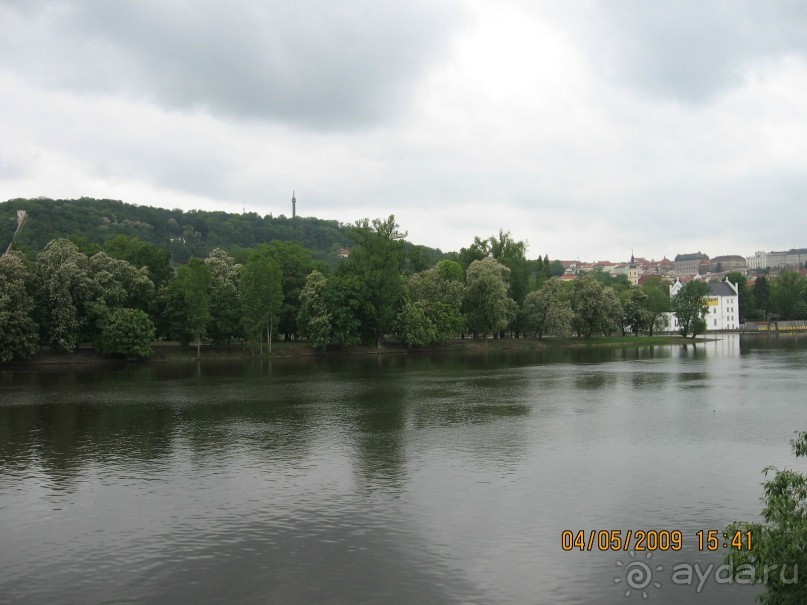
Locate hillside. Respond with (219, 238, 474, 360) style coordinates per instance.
(0, 197, 446, 265)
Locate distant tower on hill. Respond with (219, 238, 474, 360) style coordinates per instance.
(292, 191, 296, 218)
(628, 251, 639, 285)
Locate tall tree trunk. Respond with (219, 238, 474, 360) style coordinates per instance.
(268, 314, 273, 354)
(196, 333, 201, 359)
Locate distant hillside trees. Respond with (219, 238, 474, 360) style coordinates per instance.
(0, 197, 360, 266)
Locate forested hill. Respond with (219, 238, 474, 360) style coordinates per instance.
(0, 197, 445, 264)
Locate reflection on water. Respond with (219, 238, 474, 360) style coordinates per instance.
(2, 334, 807, 604)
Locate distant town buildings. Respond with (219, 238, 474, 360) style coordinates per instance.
(674, 252, 710, 276)
(746, 249, 807, 270)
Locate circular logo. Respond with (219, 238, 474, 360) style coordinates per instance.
(615, 551, 663, 598)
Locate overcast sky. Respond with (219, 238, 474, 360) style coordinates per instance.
(1, 1, 806, 261)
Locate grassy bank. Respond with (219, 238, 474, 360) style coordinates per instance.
(1, 334, 712, 366)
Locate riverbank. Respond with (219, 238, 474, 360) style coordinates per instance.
(1, 335, 712, 366)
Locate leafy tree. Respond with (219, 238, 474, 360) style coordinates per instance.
(433, 258, 465, 283)
(394, 300, 437, 347)
(622, 286, 653, 336)
(180, 258, 212, 358)
(770, 271, 807, 321)
(250, 241, 314, 340)
(297, 270, 332, 350)
(489, 230, 530, 335)
(89, 252, 155, 317)
(156, 274, 188, 345)
(726, 431, 807, 604)
(407, 260, 465, 342)
(457, 236, 490, 271)
(344, 215, 406, 346)
(404, 244, 436, 274)
(323, 274, 371, 347)
(569, 273, 619, 338)
(754, 276, 771, 317)
(642, 277, 671, 336)
(104, 235, 171, 289)
(671, 280, 710, 338)
(523, 278, 574, 339)
(35, 238, 94, 352)
(0, 252, 39, 362)
(549, 259, 565, 277)
(463, 258, 516, 338)
(240, 255, 283, 354)
(601, 287, 624, 336)
(204, 248, 243, 345)
(94, 308, 155, 360)
(726, 271, 752, 323)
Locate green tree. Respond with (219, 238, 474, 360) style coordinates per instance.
(549, 259, 565, 277)
(457, 236, 490, 271)
(622, 286, 653, 336)
(726, 431, 807, 604)
(463, 258, 516, 338)
(602, 287, 624, 336)
(489, 230, 530, 335)
(240, 255, 283, 354)
(345, 215, 406, 346)
(297, 270, 331, 350)
(726, 271, 752, 323)
(770, 271, 807, 320)
(569, 273, 619, 338)
(104, 235, 171, 289)
(754, 276, 771, 318)
(523, 278, 574, 339)
(94, 308, 155, 360)
(180, 258, 212, 358)
(394, 300, 437, 347)
(89, 252, 156, 317)
(407, 260, 465, 342)
(671, 280, 710, 338)
(324, 274, 371, 347)
(204, 248, 243, 345)
(251, 241, 314, 340)
(0, 252, 39, 362)
(35, 238, 94, 352)
(641, 277, 671, 336)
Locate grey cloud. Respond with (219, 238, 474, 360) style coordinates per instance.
(0, 0, 466, 129)
(540, 1, 807, 102)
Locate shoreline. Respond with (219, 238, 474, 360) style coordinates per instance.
(1, 335, 718, 367)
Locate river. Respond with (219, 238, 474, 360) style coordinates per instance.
(1, 334, 806, 604)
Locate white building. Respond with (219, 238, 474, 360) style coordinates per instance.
(667, 279, 740, 331)
(746, 251, 767, 270)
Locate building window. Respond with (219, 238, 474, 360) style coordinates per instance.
(714, 319, 718, 326)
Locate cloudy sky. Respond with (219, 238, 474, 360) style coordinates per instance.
(1, 1, 806, 261)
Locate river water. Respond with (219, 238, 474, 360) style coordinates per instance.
(1, 334, 806, 604)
